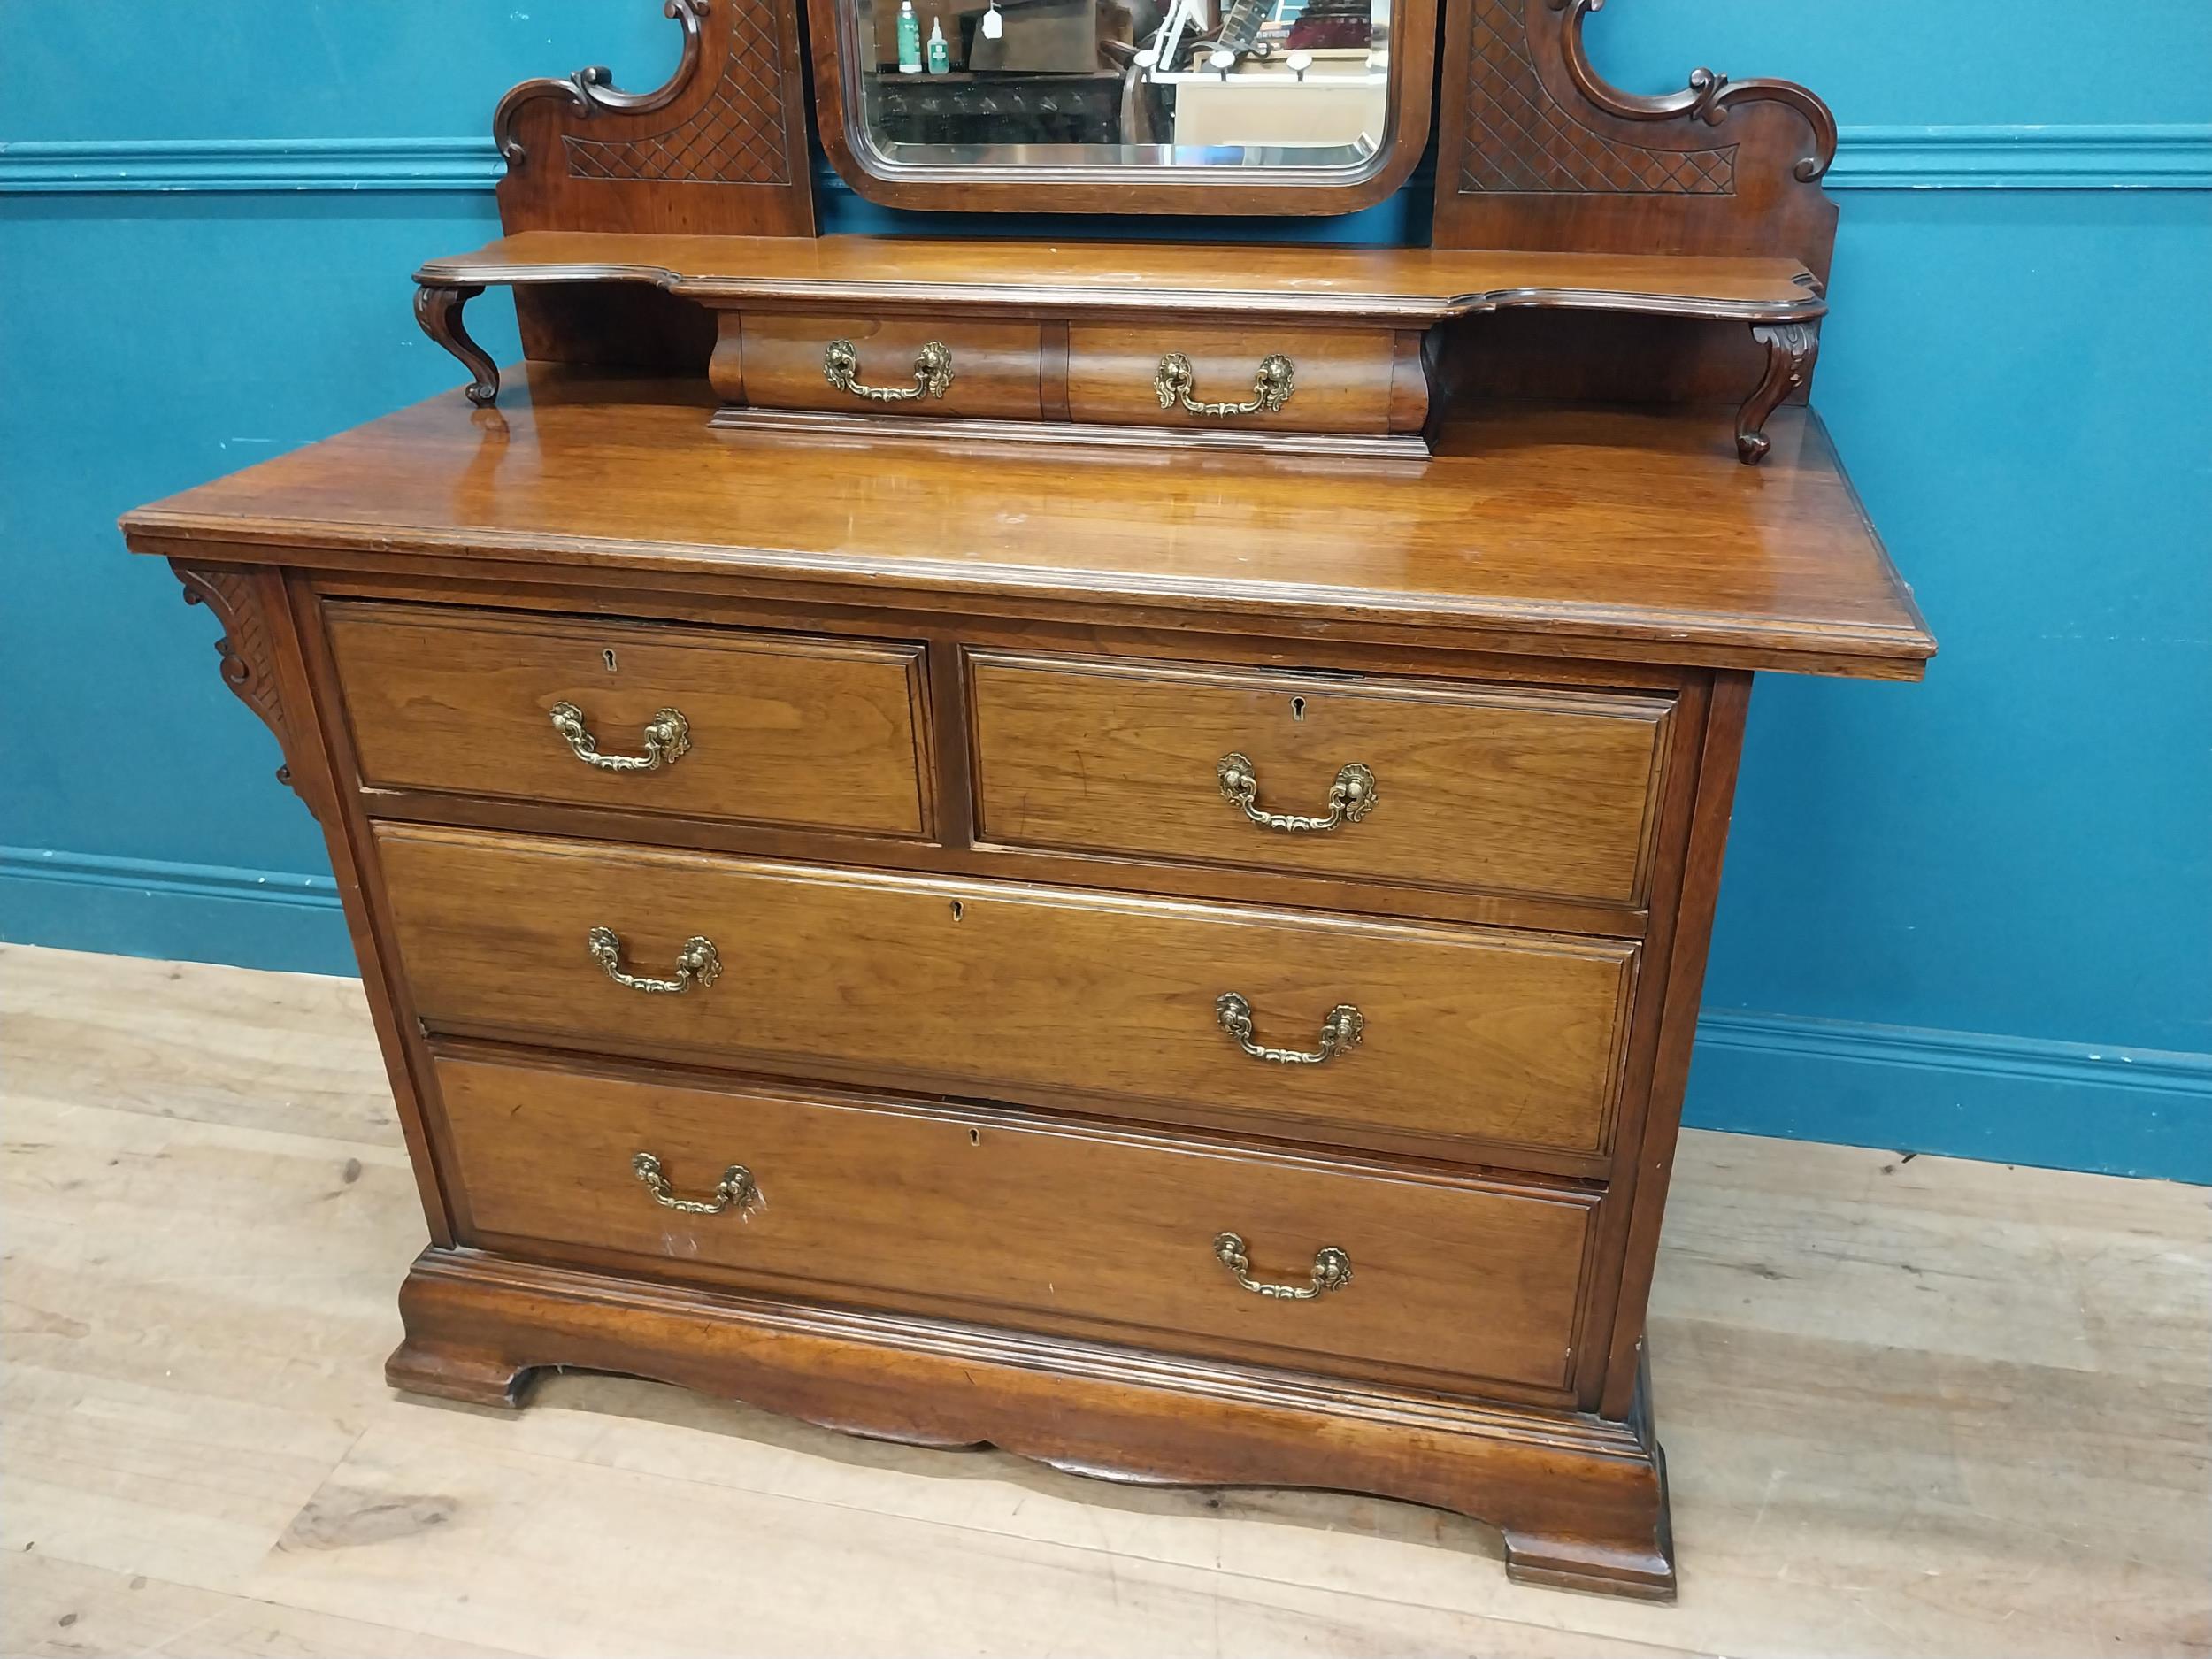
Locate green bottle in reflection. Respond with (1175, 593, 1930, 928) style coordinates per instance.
(895, 0, 922, 73)
(926, 16, 950, 73)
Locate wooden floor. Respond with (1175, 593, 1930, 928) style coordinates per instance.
(3, 943, 2206, 1658)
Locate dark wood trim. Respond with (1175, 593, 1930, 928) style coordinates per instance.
(1547, 0, 1837, 183)
(1737, 319, 1821, 464)
(1040, 322, 1071, 423)
(706, 406, 1432, 459)
(389, 1245, 1676, 1598)
(281, 575, 464, 1250)
(1597, 669, 1750, 1418)
(803, 0, 1435, 216)
(492, 0, 711, 165)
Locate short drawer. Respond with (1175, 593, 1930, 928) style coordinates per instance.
(1065, 324, 1407, 435)
(736, 313, 1043, 419)
(379, 825, 1638, 1162)
(435, 1051, 1599, 1393)
(325, 603, 933, 839)
(970, 652, 1672, 909)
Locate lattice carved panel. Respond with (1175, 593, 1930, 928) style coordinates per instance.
(1459, 0, 1733, 196)
(565, 0, 795, 186)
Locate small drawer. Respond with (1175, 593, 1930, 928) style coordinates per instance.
(970, 652, 1672, 910)
(378, 825, 1639, 1163)
(735, 313, 1043, 419)
(435, 1051, 1599, 1393)
(326, 603, 933, 839)
(1065, 324, 1407, 435)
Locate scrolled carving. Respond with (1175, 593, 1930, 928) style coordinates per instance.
(1735, 320, 1820, 465)
(412, 282, 499, 407)
(173, 565, 318, 816)
(1544, 0, 1838, 183)
(493, 0, 713, 166)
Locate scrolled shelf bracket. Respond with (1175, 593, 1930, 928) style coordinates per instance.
(1735, 320, 1820, 465)
(412, 281, 499, 408)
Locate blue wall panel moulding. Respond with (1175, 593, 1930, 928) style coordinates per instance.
(0, 849, 355, 978)
(6, 126, 2209, 195)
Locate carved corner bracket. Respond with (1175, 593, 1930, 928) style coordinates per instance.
(173, 565, 321, 818)
(491, 0, 712, 166)
(412, 281, 499, 407)
(1543, 0, 1838, 184)
(1735, 320, 1820, 464)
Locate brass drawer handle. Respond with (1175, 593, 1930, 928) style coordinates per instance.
(633, 1151, 756, 1216)
(1213, 1231, 1352, 1300)
(1155, 352, 1295, 417)
(824, 337, 954, 402)
(1216, 991, 1363, 1065)
(588, 926, 721, 995)
(549, 701, 690, 772)
(1217, 752, 1377, 833)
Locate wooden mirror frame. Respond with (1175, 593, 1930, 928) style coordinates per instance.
(804, 0, 1438, 214)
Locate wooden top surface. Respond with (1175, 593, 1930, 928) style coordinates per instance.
(416, 232, 1825, 323)
(123, 370, 1932, 680)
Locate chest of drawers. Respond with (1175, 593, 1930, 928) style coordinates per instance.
(127, 380, 1930, 1601)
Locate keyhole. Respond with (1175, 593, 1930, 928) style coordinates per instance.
(603, 648, 618, 672)
(949, 900, 964, 921)
(1291, 696, 1307, 722)
(968, 1128, 980, 1147)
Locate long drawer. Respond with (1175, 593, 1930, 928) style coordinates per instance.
(376, 825, 1637, 1161)
(434, 1051, 1599, 1393)
(969, 650, 1672, 909)
(325, 603, 933, 838)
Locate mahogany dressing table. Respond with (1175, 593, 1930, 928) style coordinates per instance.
(127, 0, 1932, 1601)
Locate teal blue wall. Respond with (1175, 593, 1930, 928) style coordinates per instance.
(4, 4, 2207, 1179)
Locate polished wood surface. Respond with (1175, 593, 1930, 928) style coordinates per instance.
(324, 602, 933, 838)
(419, 231, 1825, 320)
(121, 373, 1934, 681)
(1065, 325, 1397, 434)
(376, 824, 1637, 1162)
(490, 0, 817, 241)
(434, 1050, 1598, 1393)
(734, 312, 1046, 419)
(968, 650, 1671, 909)
(10, 944, 2200, 1659)
(1430, 0, 1839, 288)
(114, 0, 1935, 1608)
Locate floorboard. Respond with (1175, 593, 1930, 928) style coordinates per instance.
(3, 943, 2206, 1657)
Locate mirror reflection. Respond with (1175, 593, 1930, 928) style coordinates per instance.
(850, 0, 1392, 170)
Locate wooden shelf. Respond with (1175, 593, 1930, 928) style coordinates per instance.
(417, 232, 1825, 326)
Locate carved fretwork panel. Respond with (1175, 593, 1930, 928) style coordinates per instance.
(565, 0, 795, 186)
(173, 565, 322, 820)
(1459, 0, 1734, 196)
(1434, 0, 1838, 281)
(495, 0, 814, 237)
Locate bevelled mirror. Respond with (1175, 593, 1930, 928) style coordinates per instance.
(806, 0, 1435, 211)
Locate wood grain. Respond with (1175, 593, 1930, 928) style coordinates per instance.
(120, 377, 1935, 682)
(1065, 325, 1397, 434)
(434, 1050, 1598, 1393)
(324, 601, 933, 838)
(373, 823, 1638, 1162)
(736, 312, 1045, 419)
(7, 944, 2204, 1656)
(418, 232, 1825, 319)
(968, 649, 1671, 908)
